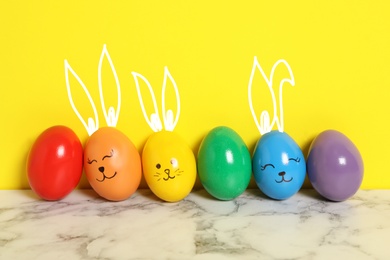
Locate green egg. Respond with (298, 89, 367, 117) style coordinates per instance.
(197, 126, 251, 200)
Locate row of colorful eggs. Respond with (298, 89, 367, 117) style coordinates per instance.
(27, 125, 364, 203)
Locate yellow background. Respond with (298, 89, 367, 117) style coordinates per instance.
(1, 1, 389, 189)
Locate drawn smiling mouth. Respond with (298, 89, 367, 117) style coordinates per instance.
(163, 169, 175, 181)
(96, 166, 117, 182)
(275, 177, 293, 183)
(163, 174, 175, 181)
(275, 171, 293, 183)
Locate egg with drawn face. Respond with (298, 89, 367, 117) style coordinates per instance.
(252, 131, 306, 200)
(142, 131, 196, 202)
(84, 127, 142, 201)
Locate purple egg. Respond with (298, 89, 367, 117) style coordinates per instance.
(307, 130, 364, 201)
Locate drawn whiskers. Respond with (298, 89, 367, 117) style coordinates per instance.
(154, 172, 161, 181)
(175, 169, 184, 176)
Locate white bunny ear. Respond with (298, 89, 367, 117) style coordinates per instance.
(161, 66, 180, 131)
(64, 59, 99, 136)
(271, 59, 295, 133)
(248, 56, 295, 134)
(132, 71, 163, 132)
(248, 56, 277, 135)
(98, 44, 121, 127)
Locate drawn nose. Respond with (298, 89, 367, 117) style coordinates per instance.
(164, 169, 170, 175)
(99, 167, 105, 173)
(278, 171, 286, 176)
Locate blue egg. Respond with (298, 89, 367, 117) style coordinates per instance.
(252, 131, 306, 200)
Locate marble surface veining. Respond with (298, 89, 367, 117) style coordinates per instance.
(0, 189, 389, 259)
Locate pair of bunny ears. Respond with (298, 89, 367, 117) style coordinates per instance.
(132, 69, 180, 133)
(248, 56, 295, 135)
(64, 44, 180, 136)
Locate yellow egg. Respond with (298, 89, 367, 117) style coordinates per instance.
(142, 131, 196, 202)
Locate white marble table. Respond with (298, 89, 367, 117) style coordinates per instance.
(0, 189, 389, 259)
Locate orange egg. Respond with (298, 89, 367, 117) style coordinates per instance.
(84, 127, 141, 201)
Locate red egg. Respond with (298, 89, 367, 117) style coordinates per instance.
(27, 126, 83, 200)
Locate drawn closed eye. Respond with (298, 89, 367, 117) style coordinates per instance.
(288, 157, 301, 163)
(102, 149, 114, 160)
(87, 158, 97, 164)
(260, 163, 275, 171)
